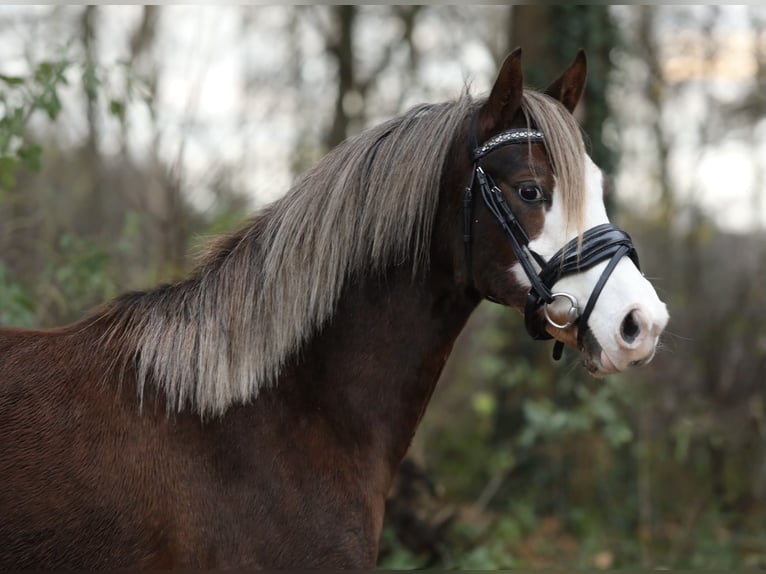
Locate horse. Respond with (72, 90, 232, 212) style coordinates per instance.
(0, 49, 669, 569)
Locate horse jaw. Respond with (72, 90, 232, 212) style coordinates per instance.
(512, 155, 669, 374)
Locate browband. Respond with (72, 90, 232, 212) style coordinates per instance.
(472, 129, 545, 161)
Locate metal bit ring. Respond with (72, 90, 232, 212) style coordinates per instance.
(543, 292, 580, 330)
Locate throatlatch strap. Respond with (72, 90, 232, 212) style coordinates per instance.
(463, 172, 475, 286)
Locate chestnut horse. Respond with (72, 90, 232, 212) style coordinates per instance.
(0, 50, 668, 568)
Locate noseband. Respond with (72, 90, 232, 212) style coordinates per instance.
(464, 117, 641, 360)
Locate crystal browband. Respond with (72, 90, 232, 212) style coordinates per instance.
(472, 129, 545, 162)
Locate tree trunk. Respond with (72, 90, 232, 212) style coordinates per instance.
(80, 5, 104, 231)
(508, 6, 619, 210)
(325, 6, 356, 149)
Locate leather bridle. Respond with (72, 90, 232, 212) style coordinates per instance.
(463, 118, 641, 360)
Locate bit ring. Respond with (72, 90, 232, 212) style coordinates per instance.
(543, 292, 580, 330)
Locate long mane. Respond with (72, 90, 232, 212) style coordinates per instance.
(100, 89, 585, 416)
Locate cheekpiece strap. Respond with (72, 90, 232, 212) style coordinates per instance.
(464, 121, 549, 301)
(472, 129, 545, 162)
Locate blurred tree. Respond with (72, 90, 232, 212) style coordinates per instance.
(0, 6, 248, 325)
(321, 6, 423, 149)
(603, 5, 766, 568)
(325, 5, 356, 148)
(510, 5, 620, 186)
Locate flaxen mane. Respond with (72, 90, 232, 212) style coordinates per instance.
(100, 89, 586, 416)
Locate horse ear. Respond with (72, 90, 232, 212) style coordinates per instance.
(477, 48, 524, 138)
(544, 49, 588, 114)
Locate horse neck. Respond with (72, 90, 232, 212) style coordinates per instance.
(272, 262, 477, 484)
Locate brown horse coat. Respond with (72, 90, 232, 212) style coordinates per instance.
(1, 51, 607, 568)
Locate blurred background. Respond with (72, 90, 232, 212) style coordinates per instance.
(1, 5, 764, 569)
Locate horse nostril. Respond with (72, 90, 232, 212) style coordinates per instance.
(620, 310, 641, 345)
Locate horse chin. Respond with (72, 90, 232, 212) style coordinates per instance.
(543, 326, 615, 377)
(579, 328, 620, 377)
(582, 353, 618, 378)
(543, 322, 604, 376)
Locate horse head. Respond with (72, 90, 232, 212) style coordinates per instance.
(454, 49, 669, 375)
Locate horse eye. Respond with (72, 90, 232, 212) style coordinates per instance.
(518, 184, 543, 203)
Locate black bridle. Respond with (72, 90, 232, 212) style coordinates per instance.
(464, 118, 641, 360)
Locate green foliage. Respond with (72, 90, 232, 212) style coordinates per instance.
(0, 57, 70, 191)
(0, 52, 149, 196)
(38, 233, 118, 321)
(0, 43, 176, 327)
(0, 263, 36, 327)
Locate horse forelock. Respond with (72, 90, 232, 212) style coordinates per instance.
(102, 96, 476, 416)
(519, 90, 587, 236)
